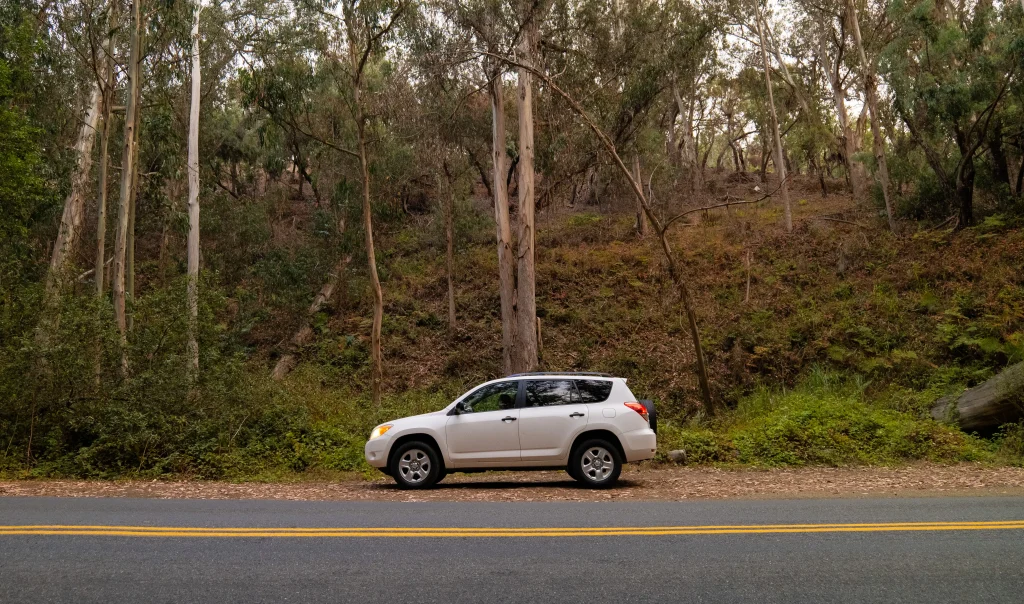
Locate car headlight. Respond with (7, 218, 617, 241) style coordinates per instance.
(370, 424, 393, 440)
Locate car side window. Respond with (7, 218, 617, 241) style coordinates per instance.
(524, 380, 579, 407)
(575, 379, 613, 403)
(460, 381, 519, 413)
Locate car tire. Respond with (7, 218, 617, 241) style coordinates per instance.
(569, 438, 622, 488)
(389, 441, 443, 489)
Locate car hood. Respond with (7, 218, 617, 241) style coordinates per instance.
(388, 409, 449, 426)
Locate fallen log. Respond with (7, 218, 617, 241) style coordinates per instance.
(931, 362, 1024, 433)
(271, 255, 351, 380)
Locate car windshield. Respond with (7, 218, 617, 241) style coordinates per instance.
(458, 381, 518, 413)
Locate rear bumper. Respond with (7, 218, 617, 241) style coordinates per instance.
(621, 428, 657, 462)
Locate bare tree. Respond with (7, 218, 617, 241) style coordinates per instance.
(94, 24, 115, 301)
(46, 75, 107, 294)
(847, 0, 896, 233)
(113, 0, 143, 372)
(816, 17, 867, 201)
(514, 5, 539, 372)
(633, 155, 647, 236)
(487, 54, 518, 374)
(441, 160, 457, 330)
(341, 0, 408, 405)
(487, 52, 717, 414)
(755, 6, 792, 233)
(186, 2, 202, 380)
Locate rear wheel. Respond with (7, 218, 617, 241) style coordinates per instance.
(389, 441, 442, 489)
(569, 439, 622, 488)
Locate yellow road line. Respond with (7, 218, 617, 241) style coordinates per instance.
(1, 521, 1023, 538)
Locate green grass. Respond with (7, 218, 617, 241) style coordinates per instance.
(656, 370, 1005, 467)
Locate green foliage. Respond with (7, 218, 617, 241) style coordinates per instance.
(0, 16, 53, 283)
(658, 372, 995, 467)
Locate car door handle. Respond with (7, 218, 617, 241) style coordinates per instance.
(569, 412, 585, 418)
(502, 416, 517, 422)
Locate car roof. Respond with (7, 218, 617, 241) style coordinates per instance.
(505, 372, 614, 378)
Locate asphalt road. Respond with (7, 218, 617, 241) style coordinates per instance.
(2, 495, 1023, 603)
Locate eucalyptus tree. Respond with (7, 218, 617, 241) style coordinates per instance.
(883, 0, 1022, 227)
(846, 0, 896, 232)
(112, 0, 143, 371)
(340, 0, 411, 405)
(754, 2, 792, 232)
(45, 1, 112, 295)
(186, 0, 202, 380)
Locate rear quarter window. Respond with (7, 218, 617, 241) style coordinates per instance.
(575, 379, 613, 403)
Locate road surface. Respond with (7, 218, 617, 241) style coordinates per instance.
(1, 495, 1023, 603)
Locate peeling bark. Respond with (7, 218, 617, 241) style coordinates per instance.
(488, 58, 518, 375)
(186, 3, 202, 381)
(514, 19, 538, 373)
(46, 78, 105, 294)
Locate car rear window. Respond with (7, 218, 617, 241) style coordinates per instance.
(574, 379, 613, 403)
(524, 380, 580, 406)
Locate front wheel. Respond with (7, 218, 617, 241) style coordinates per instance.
(569, 439, 622, 488)
(389, 441, 442, 489)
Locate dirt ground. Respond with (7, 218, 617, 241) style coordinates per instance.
(3, 464, 1024, 502)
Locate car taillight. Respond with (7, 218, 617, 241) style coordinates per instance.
(624, 401, 649, 423)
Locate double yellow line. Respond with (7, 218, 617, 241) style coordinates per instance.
(1, 520, 1023, 538)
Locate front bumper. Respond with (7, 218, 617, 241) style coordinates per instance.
(621, 428, 657, 462)
(364, 437, 390, 468)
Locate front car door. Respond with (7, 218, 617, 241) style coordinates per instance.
(444, 380, 521, 465)
(518, 380, 588, 462)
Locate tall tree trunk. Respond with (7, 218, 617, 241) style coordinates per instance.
(1016, 156, 1024, 198)
(126, 91, 140, 332)
(357, 106, 383, 405)
(442, 161, 456, 330)
(514, 21, 539, 373)
(186, 3, 202, 381)
(726, 110, 741, 171)
(95, 53, 114, 299)
(956, 159, 975, 227)
(756, 12, 792, 232)
(499, 54, 719, 413)
(93, 30, 115, 384)
(633, 155, 647, 237)
(489, 62, 518, 374)
(46, 79, 105, 294)
(847, 0, 897, 233)
(987, 119, 1011, 195)
(819, 30, 866, 201)
(672, 80, 700, 193)
(113, 0, 142, 373)
(666, 104, 679, 167)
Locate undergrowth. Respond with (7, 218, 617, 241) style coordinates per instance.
(3, 187, 1024, 479)
(656, 370, 1015, 467)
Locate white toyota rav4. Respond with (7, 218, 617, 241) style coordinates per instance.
(364, 373, 657, 489)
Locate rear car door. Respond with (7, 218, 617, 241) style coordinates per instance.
(445, 380, 521, 465)
(518, 380, 588, 462)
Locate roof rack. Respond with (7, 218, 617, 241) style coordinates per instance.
(506, 371, 614, 378)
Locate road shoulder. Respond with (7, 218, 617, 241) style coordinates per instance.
(2, 463, 1024, 502)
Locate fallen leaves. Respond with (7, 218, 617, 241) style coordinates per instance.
(2, 463, 1024, 502)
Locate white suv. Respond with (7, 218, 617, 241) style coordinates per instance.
(364, 373, 657, 489)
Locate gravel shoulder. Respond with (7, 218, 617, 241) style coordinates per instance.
(2, 463, 1024, 502)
